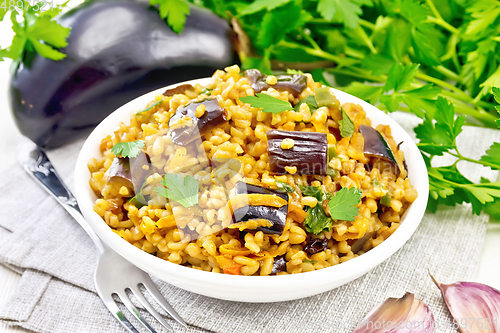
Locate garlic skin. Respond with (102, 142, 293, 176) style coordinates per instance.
(431, 275, 500, 333)
(352, 293, 435, 333)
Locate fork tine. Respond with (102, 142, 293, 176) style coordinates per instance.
(97, 291, 140, 333)
(129, 286, 174, 332)
(140, 279, 187, 328)
(117, 291, 158, 333)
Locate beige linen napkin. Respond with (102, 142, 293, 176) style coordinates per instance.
(0, 112, 499, 333)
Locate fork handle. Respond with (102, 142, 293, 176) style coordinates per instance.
(17, 142, 105, 254)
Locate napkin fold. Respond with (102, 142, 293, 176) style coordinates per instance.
(0, 113, 499, 333)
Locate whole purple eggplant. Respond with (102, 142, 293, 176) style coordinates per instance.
(10, 0, 236, 148)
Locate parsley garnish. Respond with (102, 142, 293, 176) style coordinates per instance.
(150, 0, 190, 34)
(240, 93, 293, 114)
(300, 185, 362, 234)
(339, 108, 354, 138)
(294, 95, 318, 113)
(111, 140, 145, 158)
(154, 173, 199, 208)
(299, 185, 333, 235)
(304, 203, 332, 235)
(328, 187, 362, 221)
(275, 180, 294, 193)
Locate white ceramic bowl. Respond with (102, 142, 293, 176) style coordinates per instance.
(74, 78, 429, 303)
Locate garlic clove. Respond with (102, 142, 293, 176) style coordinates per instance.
(430, 274, 500, 333)
(352, 292, 435, 333)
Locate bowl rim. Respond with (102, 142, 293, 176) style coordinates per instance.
(74, 77, 429, 298)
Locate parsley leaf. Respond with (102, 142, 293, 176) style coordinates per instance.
(240, 93, 293, 114)
(150, 0, 190, 34)
(111, 140, 145, 158)
(383, 63, 419, 93)
(480, 142, 500, 170)
(286, 68, 304, 75)
(492, 86, 500, 129)
(299, 185, 334, 234)
(0, 5, 8, 21)
(317, 0, 365, 29)
(275, 180, 294, 193)
(428, 166, 500, 215)
(414, 97, 464, 155)
(339, 108, 354, 138)
(328, 187, 362, 221)
(154, 173, 199, 208)
(3, 10, 70, 63)
(294, 95, 318, 113)
(257, 1, 301, 48)
(239, 0, 290, 16)
(304, 204, 332, 235)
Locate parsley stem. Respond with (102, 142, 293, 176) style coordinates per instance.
(427, 16, 459, 35)
(448, 151, 500, 169)
(434, 66, 461, 83)
(414, 72, 464, 96)
(359, 19, 375, 30)
(306, 18, 375, 30)
(279, 40, 353, 64)
(326, 67, 385, 82)
(395, 106, 487, 127)
(299, 29, 321, 51)
(425, 0, 459, 34)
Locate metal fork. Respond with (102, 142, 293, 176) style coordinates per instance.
(18, 142, 187, 333)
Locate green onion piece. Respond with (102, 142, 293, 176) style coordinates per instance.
(314, 87, 338, 108)
(381, 194, 392, 207)
(326, 167, 337, 178)
(328, 145, 338, 161)
(200, 88, 212, 95)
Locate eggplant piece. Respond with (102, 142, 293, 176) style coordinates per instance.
(163, 84, 195, 97)
(266, 130, 328, 175)
(270, 255, 287, 275)
(304, 238, 328, 254)
(232, 182, 288, 235)
(359, 125, 400, 176)
(169, 98, 228, 145)
(10, 1, 236, 148)
(243, 69, 307, 98)
(107, 151, 151, 195)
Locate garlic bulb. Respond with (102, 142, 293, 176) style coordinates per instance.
(352, 293, 435, 333)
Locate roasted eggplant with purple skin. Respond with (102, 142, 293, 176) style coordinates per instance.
(10, 0, 235, 148)
(107, 151, 151, 195)
(169, 98, 228, 146)
(267, 129, 328, 175)
(243, 69, 307, 98)
(304, 238, 328, 254)
(232, 181, 288, 235)
(359, 125, 401, 176)
(270, 255, 287, 275)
